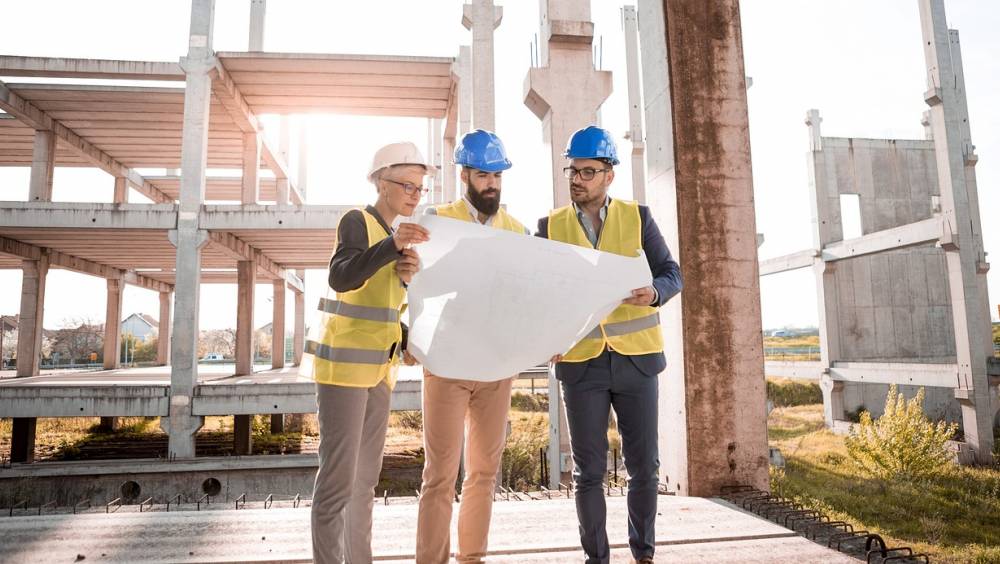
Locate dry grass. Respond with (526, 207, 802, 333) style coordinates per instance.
(769, 404, 1000, 564)
(763, 335, 821, 348)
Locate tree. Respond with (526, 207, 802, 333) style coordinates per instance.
(198, 328, 236, 359)
(1, 326, 16, 368)
(50, 317, 103, 364)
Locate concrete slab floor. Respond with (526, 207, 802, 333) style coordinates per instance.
(0, 495, 856, 563)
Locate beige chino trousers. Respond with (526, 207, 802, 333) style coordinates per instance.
(416, 373, 514, 564)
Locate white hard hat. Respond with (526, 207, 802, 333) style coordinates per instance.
(368, 142, 436, 182)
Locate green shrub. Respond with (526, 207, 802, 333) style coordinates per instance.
(766, 379, 822, 407)
(501, 414, 548, 490)
(394, 410, 423, 430)
(845, 385, 957, 481)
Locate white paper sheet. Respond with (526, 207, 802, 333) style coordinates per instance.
(406, 214, 652, 381)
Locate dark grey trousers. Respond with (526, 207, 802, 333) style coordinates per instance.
(561, 350, 659, 564)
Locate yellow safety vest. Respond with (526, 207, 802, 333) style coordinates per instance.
(304, 209, 405, 388)
(434, 199, 527, 234)
(548, 199, 663, 362)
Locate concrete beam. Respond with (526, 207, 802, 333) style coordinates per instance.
(191, 379, 422, 414)
(820, 216, 944, 262)
(241, 133, 261, 205)
(16, 255, 48, 378)
(235, 259, 256, 376)
(0, 203, 178, 230)
(249, 0, 266, 51)
(0, 56, 183, 80)
(0, 386, 171, 418)
(285, 270, 303, 294)
(0, 80, 173, 204)
(661, 0, 768, 496)
(103, 276, 124, 370)
(0, 235, 173, 293)
(206, 231, 285, 281)
(200, 205, 351, 230)
(758, 249, 817, 276)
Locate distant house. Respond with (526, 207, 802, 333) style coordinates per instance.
(121, 313, 158, 342)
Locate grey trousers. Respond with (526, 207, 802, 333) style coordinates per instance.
(311, 380, 391, 564)
(562, 350, 659, 564)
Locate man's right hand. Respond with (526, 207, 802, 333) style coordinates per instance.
(393, 223, 430, 250)
(549, 354, 563, 364)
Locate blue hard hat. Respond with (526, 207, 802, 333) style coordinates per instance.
(454, 129, 512, 172)
(564, 125, 620, 165)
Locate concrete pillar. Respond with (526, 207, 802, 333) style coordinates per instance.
(103, 276, 124, 370)
(29, 129, 55, 202)
(270, 414, 284, 434)
(432, 119, 443, 203)
(98, 417, 120, 433)
(248, 0, 265, 51)
(443, 135, 456, 204)
(271, 280, 285, 369)
(16, 255, 48, 378)
(235, 259, 256, 376)
(293, 269, 305, 366)
(805, 110, 846, 426)
(10, 418, 37, 463)
(241, 132, 261, 205)
(163, 0, 214, 459)
(157, 291, 172, 366)
(277, 117, 291, 205)
(639, 0, 768, 496)
(622, 6, 646, 204)
(297, 121, 309, 202)
(113, 176, 128, 204)
(919, 0, 994, 463)
(276, 177, 290, 206)
(462, 0, 502, 131)
(234, 414, 252, 455)
(524, 0, 612, 209)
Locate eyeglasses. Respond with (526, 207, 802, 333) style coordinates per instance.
(563, 166, 611, 181)
(382, 178, 429, 195)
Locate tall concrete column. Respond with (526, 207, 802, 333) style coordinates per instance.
(443, 135, 456, 204)
(622, 6, 646, 203)
(271, 280, 285, 369)
(113, 176, 128, 204)
(248, 0, 265, 51)
(29, 129, 55, 202)
(919, 0, 994, 463)
(103, 276, 124, 370)
(432, 119, 443, 203)
(234, 414, 253, 455)
(639, 0, 768, 496)
(16, 254, 48, 378)
(163, 0, 214, 459)
(11, 418, 37, 463)
(462, 0, 502, 131)
(157, 291, 172, 366)
(241, 132, 261, 204)
(804, 111, 846, 427)
(524, 0, 612, 208)
(297, 122, 309, 202)
(235, 259, 256, 376)
(277, 117, 291, 205)
(293, 269, 305, 366)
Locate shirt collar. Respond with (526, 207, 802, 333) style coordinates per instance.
(573, 195, 611, 220)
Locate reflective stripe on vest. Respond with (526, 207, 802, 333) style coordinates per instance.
(304, 340, 392, 365)
(434, 199, 527, 234)
(549, 199, 664, 362)
(317, 297, 400, 323)
(305, 208, 405, 388)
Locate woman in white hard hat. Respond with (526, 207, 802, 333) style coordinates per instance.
(302, 141, 433, 564)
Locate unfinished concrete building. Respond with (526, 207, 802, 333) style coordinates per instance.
(762, 0, 998, 463)
(4, 0, 921, 504)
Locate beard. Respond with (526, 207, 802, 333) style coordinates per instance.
(466, 185, 501, 216)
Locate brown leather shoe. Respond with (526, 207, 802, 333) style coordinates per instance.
(634, 558, 654, 564)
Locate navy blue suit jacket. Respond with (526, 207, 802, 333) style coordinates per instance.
(536, 202, 683, 383)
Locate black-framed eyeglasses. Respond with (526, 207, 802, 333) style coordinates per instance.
(382, 178, 429, 195)
(563, 166, 611, 181)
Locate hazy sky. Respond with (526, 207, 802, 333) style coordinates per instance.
(0, 0, 996, 333)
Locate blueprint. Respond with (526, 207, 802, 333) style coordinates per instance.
(406, 214, 652, 381)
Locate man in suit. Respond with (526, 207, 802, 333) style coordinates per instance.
(536, 125, 682, 564)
